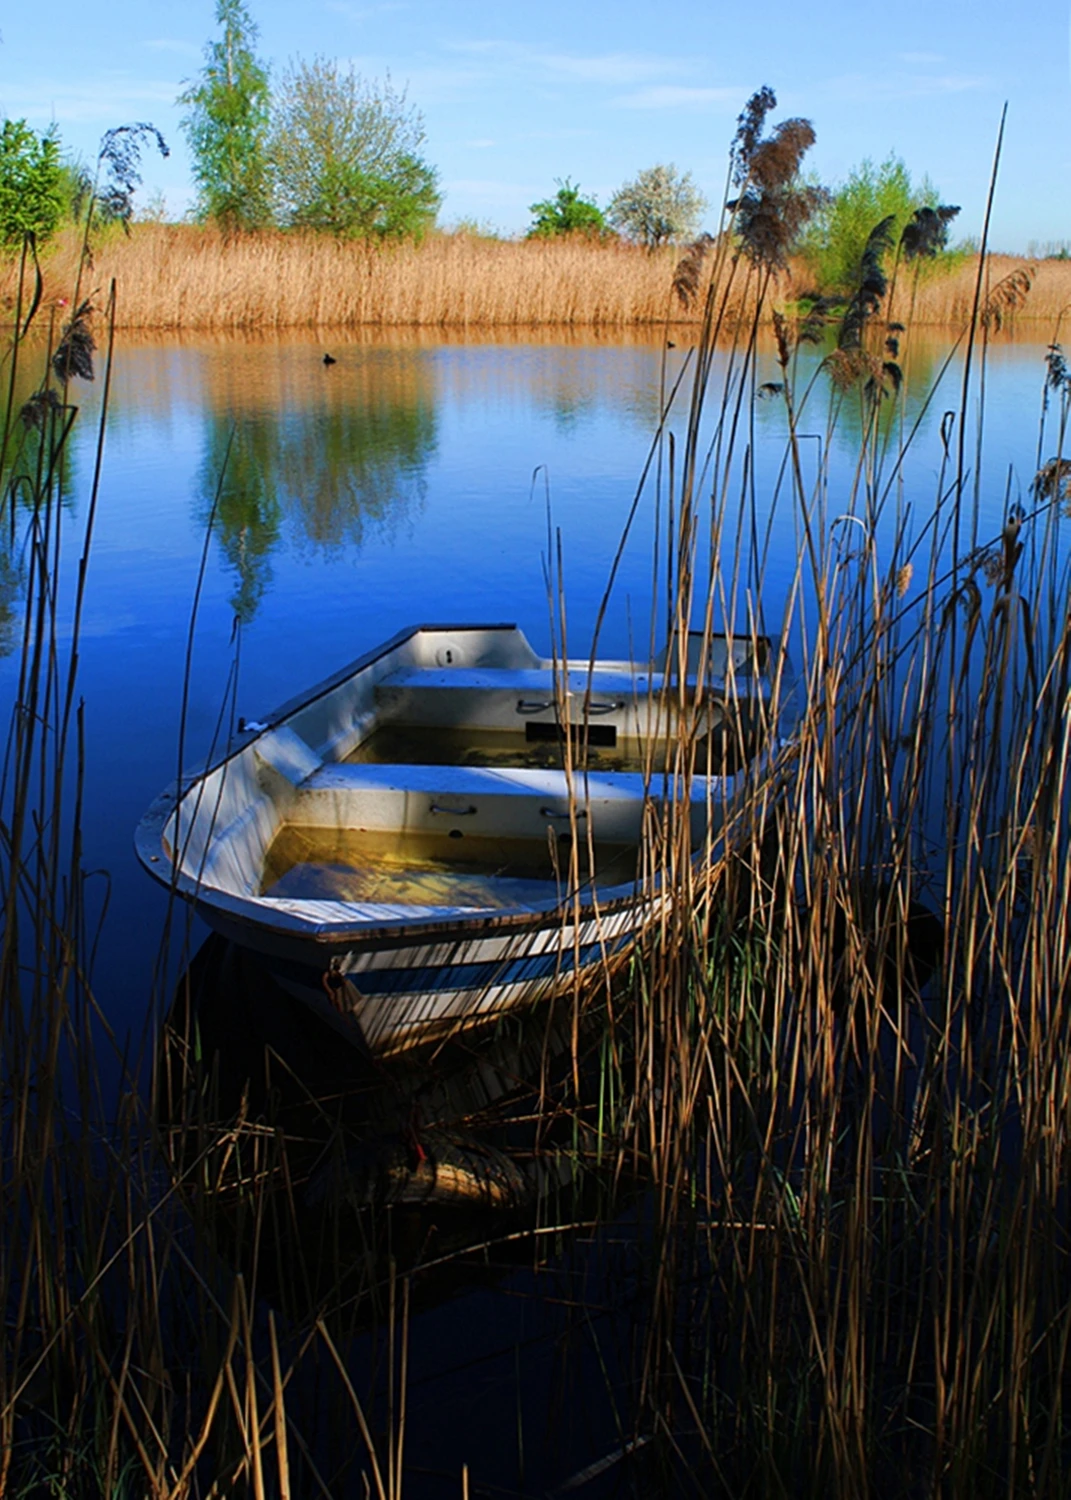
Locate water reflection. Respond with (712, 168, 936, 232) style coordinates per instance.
(198, 350, 437, 620)
(160, 935, 600, 1316)
(431, 341, 668, 431)
(752, 324, 962, 451)
(0, 548, 22, 657)
(199, 422, 282, 621)
(0, 355, 84, 656)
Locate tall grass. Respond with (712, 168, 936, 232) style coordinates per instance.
(5, 88, 1071, 1498)
(0, 243, 430, 1498)
(2, 222, 1066, 331)
(577, 109, 1071, 1495)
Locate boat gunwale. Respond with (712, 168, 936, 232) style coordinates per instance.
(134, 619, 773, 944)
(135, 622, 518, 891)
(188, 874, 662, 949)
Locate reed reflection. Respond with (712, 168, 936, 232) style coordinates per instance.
(0, 549, 22, 657)
(198, 349, 437, 620)
(0, 355, 82, 655)
(751, 323, 955, 452)
(160, 935, 602, 1319)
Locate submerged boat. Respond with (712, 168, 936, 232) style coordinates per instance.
(136, 623, 784, 1053)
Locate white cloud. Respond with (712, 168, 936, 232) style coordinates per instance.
(614, 85, 740, 110)
(444, 39, 695, 87)
(528, 50, 682, 85)
(352, 61, 489, 104)
(829, 70, 987, 102)
(442, 177, 526, 207)
(325, 1, 409, 18)
(1, 77, 180, 125)
(144, 39, 199, 57)
(522, 127, 596, 141)
(355, 38, 722, 109)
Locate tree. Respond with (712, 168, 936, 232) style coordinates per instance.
(527, 180, 605, 239)
(798, 155, 954, 295)
(0, 120, 65, 250)
(179, 0, 272, 232)
(269, 59, 440, 239)
(607, 163, 706, 250)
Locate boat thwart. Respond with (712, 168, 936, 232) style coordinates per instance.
(136, 623, 784, 1052)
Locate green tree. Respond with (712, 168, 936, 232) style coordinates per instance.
(269, 59, 440, 239)
(179, 0, 272, 232)
(607, 163, 706, 249)
(527, 180, 606, 239)
(0, 120, 65, 250)
(799, 154, 950, 295)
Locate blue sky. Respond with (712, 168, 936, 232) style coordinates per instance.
(1, 1, 1068, 250)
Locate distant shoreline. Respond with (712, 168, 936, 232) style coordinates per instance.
(2, 226, 1064, 334)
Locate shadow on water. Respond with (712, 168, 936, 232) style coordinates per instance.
(157, 886, 946, 1497)
(158, 938, 659, 1495)
(197, 349, 438, 621)
(160, 936, 619, 1316)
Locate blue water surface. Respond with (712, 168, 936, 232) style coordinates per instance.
(0, 327, 1057, 1043)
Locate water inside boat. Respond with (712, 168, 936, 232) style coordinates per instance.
(260, 826, 639, 907)
(349, 724, 652, 772)
(348, 722, 756, 774)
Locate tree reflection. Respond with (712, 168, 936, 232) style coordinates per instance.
(199, 350, 436, 621)
(754, 326, 953, 459)
(282, 396, 433, 551)
(0, 547, 21, 657)
(199, 421, 283, 624)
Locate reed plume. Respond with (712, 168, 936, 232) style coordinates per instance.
(4, 81, 1071, 1500)
(51, 297, 96, 381)
(726, 87, 824, 271)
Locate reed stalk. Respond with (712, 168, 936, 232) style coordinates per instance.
(573, 100, 1071, 1497)
(1, 223, 1064, 331)
(4, 90, 1071, 1499)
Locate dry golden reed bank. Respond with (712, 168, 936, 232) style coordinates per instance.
(4, 223, 1070, 332)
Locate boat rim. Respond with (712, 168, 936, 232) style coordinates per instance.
(133, 620, 772, 942)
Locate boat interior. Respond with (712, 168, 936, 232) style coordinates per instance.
(143, 625, 773, 919)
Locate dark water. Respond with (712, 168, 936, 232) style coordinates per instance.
(1, 325, 1059, 1494)
(0, 327, 1054, 1040)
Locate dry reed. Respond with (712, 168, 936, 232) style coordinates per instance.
(3, 226, 712, 331)
(3, 223, 1065, 332)
(7, 92, 1071, 1498)
(578, 125, 1071, 1493)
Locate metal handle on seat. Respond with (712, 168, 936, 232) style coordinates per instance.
(430, 803, 477, 816)
(517, 697, 622, 715)
(541, 806, 587, 820)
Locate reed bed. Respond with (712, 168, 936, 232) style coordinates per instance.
(2, 222, 1065, 332)
(883, 249, 1071, 329)
(574, 144, 1071, 1493)
(0, 226, 712, 331)
(5, 93, 1071, 1498)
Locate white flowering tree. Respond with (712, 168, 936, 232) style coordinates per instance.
(607, 163, 706, 250)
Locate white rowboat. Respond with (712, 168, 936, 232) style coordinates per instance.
(136, 623, 781, 1053)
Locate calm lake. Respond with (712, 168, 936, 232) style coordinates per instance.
(0, 325, 1061, 1494)
(0, 327, 1054, 1039)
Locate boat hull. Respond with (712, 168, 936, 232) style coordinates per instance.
(136, 622, 785, 1055)
(201, 889, 657, 1053)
